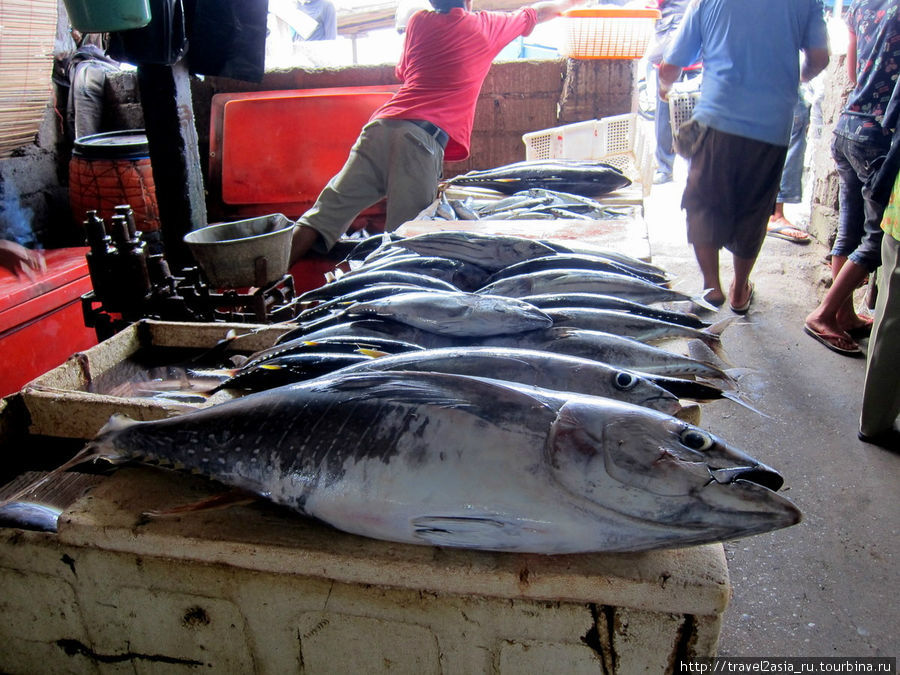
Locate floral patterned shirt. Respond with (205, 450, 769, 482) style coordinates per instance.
(881, 164, 900, 241)
(834, 0, 900, 142)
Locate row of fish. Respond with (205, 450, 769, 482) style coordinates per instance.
(8, 230, 799, 555)
(423, 189, 635, 222)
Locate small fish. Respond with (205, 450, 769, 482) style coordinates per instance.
(347, 291, 552, 337)
(19, 370, 799, 554)
(449, 198, 480, 220)
(477, 269, 718, 312)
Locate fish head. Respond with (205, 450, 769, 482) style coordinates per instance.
(546, 400, 801, 549)
(604, 368, 684, 417)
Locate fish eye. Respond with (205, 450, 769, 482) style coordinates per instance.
(680, 428, 714, 451)
(612, 371, 638, 390)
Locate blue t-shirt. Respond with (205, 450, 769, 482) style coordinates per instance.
(665, 0, 828, 146)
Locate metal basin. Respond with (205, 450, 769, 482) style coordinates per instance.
(184, 214, 293, 288)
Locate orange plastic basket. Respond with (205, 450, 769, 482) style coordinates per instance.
(560, 8, 661, 60)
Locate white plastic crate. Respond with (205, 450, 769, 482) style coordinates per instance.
(668, 80, 702, 143)
(522, 113, 654, 197)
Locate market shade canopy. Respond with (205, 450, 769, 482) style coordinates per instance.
(0, 0, 57, 159)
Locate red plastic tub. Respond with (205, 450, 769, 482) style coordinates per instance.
(0, 248, 98, 398)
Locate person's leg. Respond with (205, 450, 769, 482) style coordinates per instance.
(729, 254, 756, 309)
(859, 234, 900, 439)
(654, 71, 675, 183)
(292, 122, 389, 261)
(383, 121, 444, 231)
(693, 244, 724, 305)
(804, 257, 869, 350)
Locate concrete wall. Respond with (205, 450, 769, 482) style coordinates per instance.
(808, 53, 852, 247)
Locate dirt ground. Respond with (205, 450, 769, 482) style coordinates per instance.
(643, 169, 899, 660)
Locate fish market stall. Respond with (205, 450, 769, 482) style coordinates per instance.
(0, 319, 732, 673)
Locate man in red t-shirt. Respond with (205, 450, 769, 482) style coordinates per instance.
(289, 0, 581, 263)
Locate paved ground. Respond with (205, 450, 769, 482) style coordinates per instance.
(643, 170, 899, 660)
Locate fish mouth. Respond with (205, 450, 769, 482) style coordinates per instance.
(709, 465, 784, 492)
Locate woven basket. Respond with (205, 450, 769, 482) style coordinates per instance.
(560, 8, 660, 60)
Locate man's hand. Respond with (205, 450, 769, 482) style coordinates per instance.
(657, 62, 683, 101)
(0, 241, 46, 281)
(531, 0, 583, 24)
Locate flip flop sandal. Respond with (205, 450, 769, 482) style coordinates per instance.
(767, 225, 811, 244)
(803, 324, 862, 356)
(847, 321, 874, 339)
(729, 282, 754, 314)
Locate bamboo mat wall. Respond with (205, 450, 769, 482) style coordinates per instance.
(0, 0, 58, 158)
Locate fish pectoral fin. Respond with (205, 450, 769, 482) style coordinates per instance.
(412, 515, 521, 550)
(141, 488, 258, 519)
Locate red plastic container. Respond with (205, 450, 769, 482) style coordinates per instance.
(209, 86, 398, 219)
(0, 248, 98, 398)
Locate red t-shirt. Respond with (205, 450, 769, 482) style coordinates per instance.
(373, 7, 538, 161)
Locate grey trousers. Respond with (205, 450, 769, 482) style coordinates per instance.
(298, 118, 444, 251)
(859, 233, 900, 436)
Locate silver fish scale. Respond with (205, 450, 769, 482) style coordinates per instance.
(103, 373, 554, 497)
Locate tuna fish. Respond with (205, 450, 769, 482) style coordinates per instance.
(481, 328, 733, 381)
(446, 159, 633, 197)
(339, 255, 490, 291)
(542, 308, 733, 350)
(297, 270, 459, 303)
(36, 370, 799, 554)
(346, 291, 553, 337)
(215, 352, 376, 392)
(521, 292, 709, 329)
(387, 231, 558, 272)
(485, 254, 671, 286)
(477, 269, 719, 312)
(329, 346, 684, 416)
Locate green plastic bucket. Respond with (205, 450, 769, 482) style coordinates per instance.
(63, 0, 152, 33)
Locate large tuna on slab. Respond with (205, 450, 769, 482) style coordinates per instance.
(445, 159, 632, 197)
(62, 371, 797, 554)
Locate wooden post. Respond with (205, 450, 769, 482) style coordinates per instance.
(136, 60, 207, 269)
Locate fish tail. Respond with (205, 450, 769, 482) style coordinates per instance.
(0, 423, 130, 512)
(721, 390, 770, 418)
(705, 316, 738, 338)
(692, 291, 721, 313)
(699, 335, 732, 365)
